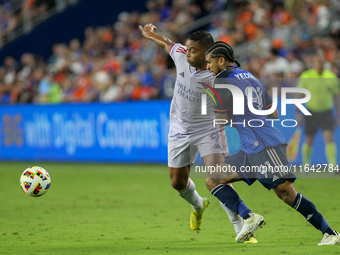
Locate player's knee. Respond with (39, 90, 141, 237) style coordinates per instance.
(305, 136, 314, 146)
(205, 173, 231, 191)
(170, 177, 187, 191)
(205, 177, 217, 191)
(276, 191, 291, 204)
(274, 184, 297, 206)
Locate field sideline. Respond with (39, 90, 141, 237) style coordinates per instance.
(1, 162, 340, 254)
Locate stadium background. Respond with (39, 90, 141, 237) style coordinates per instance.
(0, 0, 339, 164)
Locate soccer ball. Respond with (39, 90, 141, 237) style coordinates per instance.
(20, 166, 51, 197)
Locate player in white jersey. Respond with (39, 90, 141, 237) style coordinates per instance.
(139, 23, 256, 243)
(168, 42, 220, 136)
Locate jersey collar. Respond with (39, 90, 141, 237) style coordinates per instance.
(216, 66, 238, 78)
(226, 65, 238, 69)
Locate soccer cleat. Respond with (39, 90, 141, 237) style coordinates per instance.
(235, 213, 265, 243)
(190, 197, 210, 230)
(244, 236, 258, 244)
(317, 231, 340, 246)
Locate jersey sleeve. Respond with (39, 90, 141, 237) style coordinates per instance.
(169, 43, 187, 64)
(214, 80, 232, 114)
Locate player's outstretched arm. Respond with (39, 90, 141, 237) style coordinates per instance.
(139, 23, 174, 54)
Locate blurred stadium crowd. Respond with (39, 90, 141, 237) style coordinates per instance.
(0, 0, 340, 104)
(0, 0, 57, 46)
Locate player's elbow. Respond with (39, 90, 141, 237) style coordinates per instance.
(213, 119, 230, 127)
(214, 113, 230, 126)
(268, 109, 279, 119)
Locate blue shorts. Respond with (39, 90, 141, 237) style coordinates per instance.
(225, 145, 296, 190)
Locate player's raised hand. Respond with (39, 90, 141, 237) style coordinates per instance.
(139, 23, 158, 39)
(139, 23, 173, 53)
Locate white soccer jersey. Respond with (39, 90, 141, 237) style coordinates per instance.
(169, 43, 220, 136)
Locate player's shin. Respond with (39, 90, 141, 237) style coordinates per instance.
(178, 178, 204, 212)
(292, 193, 336, 235)
(211, 184, 253, 219)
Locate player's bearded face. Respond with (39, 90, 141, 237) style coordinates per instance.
(205, 54, 221, 76)
(185, 39, 206, 69)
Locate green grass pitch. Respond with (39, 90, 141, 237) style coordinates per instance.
(1, 162, 340, 254)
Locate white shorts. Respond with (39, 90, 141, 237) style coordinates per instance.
(168, 128, 229, 168)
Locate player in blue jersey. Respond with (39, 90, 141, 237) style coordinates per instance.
(204, 41, 340, 245)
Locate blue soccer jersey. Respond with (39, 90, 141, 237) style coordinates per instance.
(214, 66, 286, 155)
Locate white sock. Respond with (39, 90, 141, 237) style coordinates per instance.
(219, 183, 243, 235)
(178, 178, 204, 212)
(219, 201, 243, 235)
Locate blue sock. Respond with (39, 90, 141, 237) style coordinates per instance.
(292, 193, 335, 235)
(211, 184, 252, 219)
